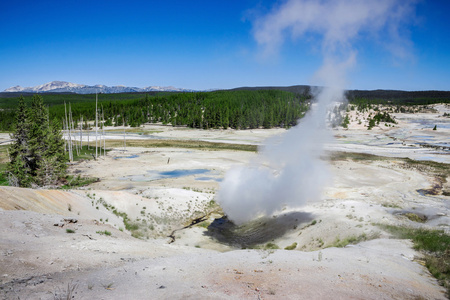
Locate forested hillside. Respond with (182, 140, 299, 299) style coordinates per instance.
(1, 86, 449, 132)
(346, 89, 450, 105)
(0, 90, 310, 131)
(231, 85, 450, 105)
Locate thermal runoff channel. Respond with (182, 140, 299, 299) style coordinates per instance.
(217, 0, 416, 225)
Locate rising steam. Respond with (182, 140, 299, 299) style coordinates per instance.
(217, 0, 416, 225)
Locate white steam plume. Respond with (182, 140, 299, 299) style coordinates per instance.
(253, 0, 416, 61)
(217, 0, 416, 225)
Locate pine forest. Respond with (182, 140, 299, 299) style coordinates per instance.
(0, 90, 310, 132)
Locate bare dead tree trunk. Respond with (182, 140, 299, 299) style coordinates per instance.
(102, 105, 106, 157)
(63, 118, 67, 154)
(95, 93, 98, 160)
(65, 102, 73, 162)
(64, 103, 67, 156)
(123, 116, 126, 153)
(80, 115, 83, 150)
(69, 103, 79, 156)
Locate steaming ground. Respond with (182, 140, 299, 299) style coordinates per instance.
(217, 100, 333, 225)
(0, 104, 449, 299)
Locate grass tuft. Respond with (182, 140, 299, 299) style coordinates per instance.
(403, 213, 427, 223)
(284, 242, 298, 250)
(264, 242, 280, 250)
(96, 230, 111, 236)
(327, 233, 371, 248)
(61, 175, 99, 189)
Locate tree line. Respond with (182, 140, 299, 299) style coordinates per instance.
(0, 90, 310, 131)
(2, 88, 448, 133)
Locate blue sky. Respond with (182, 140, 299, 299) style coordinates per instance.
(1, 0, 449, 91)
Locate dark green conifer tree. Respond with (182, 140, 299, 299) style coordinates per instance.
(36, 118, 67, 185)
(27, 95, 49, 176)
(7, 95, 67, 187)
(7, 96, 32, 186)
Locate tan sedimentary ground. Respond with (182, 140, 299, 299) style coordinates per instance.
(0, 104, 449, 299)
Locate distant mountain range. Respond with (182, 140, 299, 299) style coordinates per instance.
(3, 81, 195, 94)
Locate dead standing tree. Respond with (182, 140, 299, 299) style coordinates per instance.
(95, 93, 98, 160)
(123, 116, 126, 153)
(102, 105, 106, 157)
(64, 101, 73, 162)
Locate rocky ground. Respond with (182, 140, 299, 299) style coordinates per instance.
(0, 104, 449, 299)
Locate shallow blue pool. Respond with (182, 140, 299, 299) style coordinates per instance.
(114, 154, 139, 160)
(157, 169, 210, 178)
(120, 168, 220, 182)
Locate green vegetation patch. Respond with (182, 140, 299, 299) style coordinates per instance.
(111, 208, 147, 238)
(106, 128, 163, 135)
(96, 230, 111, 236)
(367, 111, 397, 130)
(67, 145, 111, 161)
(380, 225, 450, 252)
(0, 174, 8, 186)
(403, 212, 427, 223)
(61, 174, 99, 189)
(327, 233, 370, 248)
(381, 202, 402, 209)
(328, 151, 389, 162)
(0, 145, 9, 186)
(284, 242, 298, 250)
(264, 242, 280, 250)
(106, 139, 257, 152)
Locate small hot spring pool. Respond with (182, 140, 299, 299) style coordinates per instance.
(120, 169, 222, 182)
(158, 169, 209, 178)
(195, 176, 222, 182)
(114, 154, 139, 160)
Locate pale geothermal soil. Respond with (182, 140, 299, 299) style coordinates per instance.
(328, 103, 450, 163)
(0, 104, 449, 299)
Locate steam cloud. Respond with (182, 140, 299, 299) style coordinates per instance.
(217, 0, 416, 225)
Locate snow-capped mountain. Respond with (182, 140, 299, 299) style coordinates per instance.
(4, 81, 194, 94)
(5, 81, 86, 93)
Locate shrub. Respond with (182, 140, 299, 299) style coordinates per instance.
(285, 242, 298, 250)
(264, 243, 280, 250)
